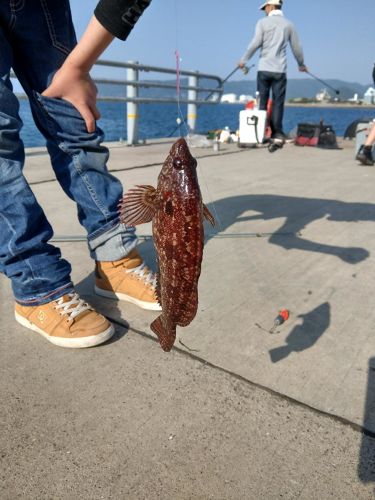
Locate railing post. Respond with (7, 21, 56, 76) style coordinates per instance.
(126, 61, 139, 145)
(187, 74, 198, 132)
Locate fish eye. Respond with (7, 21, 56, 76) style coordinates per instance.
(173, 158, 184, 170)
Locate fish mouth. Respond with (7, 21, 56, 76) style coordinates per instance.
(170, 137, 195, 165)
(171, 137, 188, 154)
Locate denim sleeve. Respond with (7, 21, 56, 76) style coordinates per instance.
(94, 0, 152, 40)
(240, 20, 263, 64)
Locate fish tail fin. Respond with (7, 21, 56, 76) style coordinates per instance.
(150, 315, 176, 352)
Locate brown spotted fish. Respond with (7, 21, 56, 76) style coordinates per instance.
(119, 138, 215, 352)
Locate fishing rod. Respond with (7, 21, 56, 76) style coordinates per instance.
(204, 67, 238, 101)
(307, 71, 340, 95)
(168, 64, 254, 138)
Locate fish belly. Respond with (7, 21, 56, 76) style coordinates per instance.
(153, 204, 203, 328)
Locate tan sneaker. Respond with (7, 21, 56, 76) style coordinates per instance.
(94, 249, 161, 311)
(15, 292, 114, 348)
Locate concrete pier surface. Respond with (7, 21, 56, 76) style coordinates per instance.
(1, 138, 375, 499)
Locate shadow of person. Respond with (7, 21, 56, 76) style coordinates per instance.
(205, 194, 375, 264)
(358, 358, 375, 486)
(269, 302, 331, 363)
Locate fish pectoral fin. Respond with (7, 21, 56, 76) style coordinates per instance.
(150, 315, 176, 352)
(119, 185, 158, 226)
(203, 204, 215, 227)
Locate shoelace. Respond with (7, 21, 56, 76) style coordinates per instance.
(126, 262, 157, 287)
(54, 292, 92, 320)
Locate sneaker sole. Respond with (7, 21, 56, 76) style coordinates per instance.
(356, 155, 374, 166)
(94, 285, 162, 311)
(15, 312, 115, 348)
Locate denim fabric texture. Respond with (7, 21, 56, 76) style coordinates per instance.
(0, 0, 137, 305)
(257, 70, 287, 137)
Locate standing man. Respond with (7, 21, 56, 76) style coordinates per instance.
(238, 0, 307, 141)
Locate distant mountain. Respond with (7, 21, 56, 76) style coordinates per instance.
(97, 78, 371, 102)
(223, 79, 370, 100)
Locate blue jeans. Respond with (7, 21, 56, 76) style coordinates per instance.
(0, 0, 137, 305)
(257, 71, 287, 137)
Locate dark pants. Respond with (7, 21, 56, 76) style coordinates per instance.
(257, 71, 287, 137)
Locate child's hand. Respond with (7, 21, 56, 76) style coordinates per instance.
(42, 63, 100, 133)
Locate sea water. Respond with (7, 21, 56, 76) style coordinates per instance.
(18, 100, 375, 148)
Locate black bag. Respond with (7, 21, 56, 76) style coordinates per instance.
(317, 124, 339, 149)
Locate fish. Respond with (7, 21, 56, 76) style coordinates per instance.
(119, 138, 215, 352)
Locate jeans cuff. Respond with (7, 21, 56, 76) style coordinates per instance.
(15, 282, 75, 306)
(88, 220, 138, 261)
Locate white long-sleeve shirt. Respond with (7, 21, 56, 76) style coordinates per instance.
(240, 11, 304, 73)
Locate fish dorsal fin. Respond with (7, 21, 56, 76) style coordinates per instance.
(203, 204, 215, 227)
(150, 315, 176, 352)
(119, 185, 158, 226)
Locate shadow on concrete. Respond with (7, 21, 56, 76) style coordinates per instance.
(269, 302, 330, 363)
(358, 358, 375, 486)
(205, 194, 375, 263)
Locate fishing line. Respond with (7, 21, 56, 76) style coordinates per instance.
(173, 0, 189, 137)
(191, 63, 253, 231)
(171, 0, 220, 228)
(50, 232, 300, 243)
(167, 65, 247, 138)
(175, 49, 188, 137)
(171, 0, 222, 231)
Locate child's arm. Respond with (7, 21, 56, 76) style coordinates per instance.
(43, 1, 152, 132)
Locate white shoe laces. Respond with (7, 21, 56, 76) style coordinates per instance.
(54, 292, 92, 320)
(126, 262, 157, 287)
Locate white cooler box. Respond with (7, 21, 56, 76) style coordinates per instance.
(239, 109, 267, 146)
(355, 121, 375, 159)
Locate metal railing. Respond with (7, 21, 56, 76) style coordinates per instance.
(94, 60, 223, 145)
(11, 60, 223, 145)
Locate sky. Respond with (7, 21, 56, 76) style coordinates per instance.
(70, 0, 375, 85)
